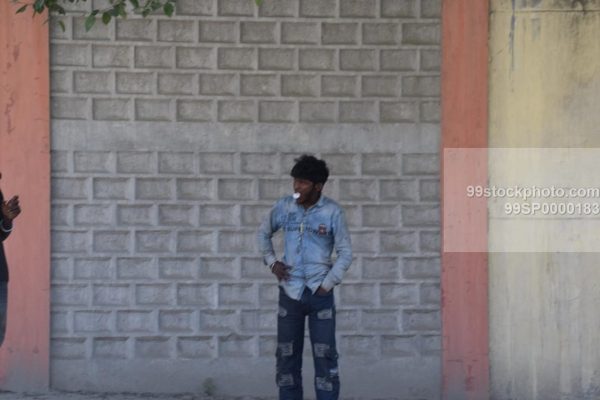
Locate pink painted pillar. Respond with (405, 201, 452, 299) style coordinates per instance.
(0, 2, 50, 390)
(441, 0, 490, 399)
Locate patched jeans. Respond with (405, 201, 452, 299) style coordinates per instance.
(276, 287, 339, 400)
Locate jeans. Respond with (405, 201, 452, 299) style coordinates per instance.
(0, 282, 7, 346)
(276, 287, 339, 400)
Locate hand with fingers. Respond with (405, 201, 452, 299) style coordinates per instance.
(0, 173, 22, 230)
(316, 286, 329, 295)
(271, 261, 291, 282)
(1, 196, 21, 222)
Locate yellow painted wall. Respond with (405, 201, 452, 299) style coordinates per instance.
(489, 1, 600, 398)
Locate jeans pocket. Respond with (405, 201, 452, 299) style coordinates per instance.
(316, 288, 333, 297)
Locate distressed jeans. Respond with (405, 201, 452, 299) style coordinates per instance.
(276, 287, 339, 400)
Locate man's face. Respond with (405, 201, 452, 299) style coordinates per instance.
(293, 178, 322, 206)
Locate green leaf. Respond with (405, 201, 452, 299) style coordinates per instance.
(33, 0, 45, 12)
(102, 12, 112, 24)
(163, 2, 174, 17)
(130, 0, 140, 8)
(16, 4, 27, 13)
(255, 0, 264, 5)
(85, 13, 96, 31)
(58, 20, 66, 32)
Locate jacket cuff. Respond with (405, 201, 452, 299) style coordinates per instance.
(0, 220, 12, 233)
(264, 254, 277, 268)
(320, 274, 337, 291)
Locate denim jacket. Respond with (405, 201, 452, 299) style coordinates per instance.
(257, 194, 352, 300)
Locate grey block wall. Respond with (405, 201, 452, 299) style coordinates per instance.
(50, 1, 441, 398)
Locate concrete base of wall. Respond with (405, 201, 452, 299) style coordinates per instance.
(51, 357, 440, 398)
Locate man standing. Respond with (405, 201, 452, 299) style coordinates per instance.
(258, 155, 352, 400)
(0, 173, 21, 346)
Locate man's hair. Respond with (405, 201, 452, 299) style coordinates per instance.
(290, 155, 329, 184)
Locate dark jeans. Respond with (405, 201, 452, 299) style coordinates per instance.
(0, 282, 7, 346)
(276, 287, 339, 400)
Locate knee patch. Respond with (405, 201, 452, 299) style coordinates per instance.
(278, 306, 288, 318)
(317, 308, 333, 320)
(277, 341, 294, 357)
(315, 376, 333, 392)
(277, 373, 295, 387)
(313, 342, 330, 358)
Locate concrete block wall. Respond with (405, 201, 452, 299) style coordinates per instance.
(50, 0, 440, 124)
(49, 1, 441, 398)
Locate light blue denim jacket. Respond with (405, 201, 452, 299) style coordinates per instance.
(257, 194, 353, 300)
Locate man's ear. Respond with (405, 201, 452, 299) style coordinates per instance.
(315, 182, 324, 192)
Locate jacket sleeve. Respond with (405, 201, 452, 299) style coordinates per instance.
(320, 207, 352, 291)
(0, 220, 11, 242)
(257, 200, 283, 268)
(0, 193, 10, 242)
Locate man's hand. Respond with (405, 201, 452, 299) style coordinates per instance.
(316, 286, 330, 295)
(2, 196, 21, 222)
(271, 261, 291, 282)
(0, 173, 21, 224)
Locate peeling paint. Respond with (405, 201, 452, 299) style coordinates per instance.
(12, 43, 20, 63)
(531, 17, 541, 40)
(510, 0, 517, 70)
(464, 364, 475, 391)
(4, 92, 16, 134)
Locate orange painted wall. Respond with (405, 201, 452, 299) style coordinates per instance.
(0, 2, 50, 390)
(441, 0, 489, 399)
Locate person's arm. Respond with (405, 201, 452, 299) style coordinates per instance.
(0, 192, 10, 242)
(0, 218, 11, 242)
(320, 208, 352, 292)
(257, 200, 285, 269)
(0, 194, 20, 242)
(257, 200, 291, 281)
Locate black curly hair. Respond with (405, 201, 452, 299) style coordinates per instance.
(290, 154, 329, 184)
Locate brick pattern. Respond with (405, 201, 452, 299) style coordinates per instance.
(51, 151, 440, 360)
(50, 0, 440, 123)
